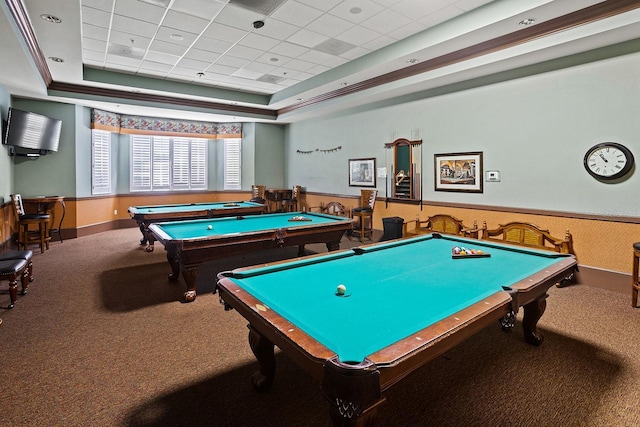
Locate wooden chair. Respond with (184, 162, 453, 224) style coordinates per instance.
(404, 214, 479, 238)
(281, 185, 302, 212)
(351, 189, 377, 242)
(11, 194, 51, 253)
(250, 185, 267, 211)
(481, 221, 577, 286)
(318, 201, 350, 218)
(632, 242, 640, 307)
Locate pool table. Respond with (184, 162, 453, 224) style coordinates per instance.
(215, 233, 577, 426)
(129, 201, 265, 251)
(149, 211, 353, 302)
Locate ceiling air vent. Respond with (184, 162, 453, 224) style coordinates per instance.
(228, 0, 287, 16)
(314, 38, 356, 56)
(257, 74, 285, 84)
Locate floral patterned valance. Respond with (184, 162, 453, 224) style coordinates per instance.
(91, 109, 242, 139)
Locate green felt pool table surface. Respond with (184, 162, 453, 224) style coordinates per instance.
(215, 233, 577, 426)
(149, 211, 353, 302)
(152, 211, 347, 240)
(129, 201, 265, 251)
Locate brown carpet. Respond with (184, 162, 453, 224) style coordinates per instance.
(1, 227, 639, 427)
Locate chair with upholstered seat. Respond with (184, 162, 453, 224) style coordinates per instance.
(0, 258, 29, 309)
(351, 189, 377, 242)
(11, 194, 51, 253)
(281, 185, 302, 212)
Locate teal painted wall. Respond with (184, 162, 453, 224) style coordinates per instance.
(285, 50, 640, 217)
(11, 99, 77, 198)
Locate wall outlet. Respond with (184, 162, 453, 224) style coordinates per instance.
(114, 209, 118, 215)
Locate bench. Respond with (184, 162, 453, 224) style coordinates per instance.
(404, 214, 480, 238)
(481, 221, 577, 286)
(0, 258, 29, 309)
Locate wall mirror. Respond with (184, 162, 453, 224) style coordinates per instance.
(384, 138, 422, 203)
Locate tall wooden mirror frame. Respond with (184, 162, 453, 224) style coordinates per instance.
(384, 138, 423, 205)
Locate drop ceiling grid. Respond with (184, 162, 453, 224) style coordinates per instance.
(79, 0, 496, 95)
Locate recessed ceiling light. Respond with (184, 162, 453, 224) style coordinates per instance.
(350, 7, 362, 14)
(196, 72, 205, 78)
(170, 34, 184, 41)
(40, 14, 62, 23)
(407, 58, 418, 64)
(519, 18, 536, 26)
(269, 57, 279, 62)
(48, 57, 64, 63)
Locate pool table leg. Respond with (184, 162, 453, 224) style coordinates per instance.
(166, 253, 198, 302)
(322, 356, 385, 427)
(522, 294, 547, 346)
(248, 324, 276, 391)
(138, 222, 148, 246)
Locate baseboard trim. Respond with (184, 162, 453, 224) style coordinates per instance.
(573, 266, 630, 295)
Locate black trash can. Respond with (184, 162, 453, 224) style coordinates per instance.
(380, 216, 404, 241)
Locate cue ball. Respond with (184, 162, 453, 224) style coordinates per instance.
(207, 225, 212, 230)
(336, 284, 346, 295)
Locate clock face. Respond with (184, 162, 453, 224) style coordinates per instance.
(584, 142, 634, 180)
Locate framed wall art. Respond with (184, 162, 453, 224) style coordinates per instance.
(349, 158, 376, 187)
(434, 152, 483, 193)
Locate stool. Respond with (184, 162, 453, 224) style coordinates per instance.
(0, 250, 34, 283)
(0, 258, 29, 309)
(633, 242, 640, 307)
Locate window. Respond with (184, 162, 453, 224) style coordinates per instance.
(131, 135, 208, 191)
(92, 129, 111, 194)
(224, 138, 241, 190)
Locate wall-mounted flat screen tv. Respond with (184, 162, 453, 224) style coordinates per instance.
(3, 107, 62, 153)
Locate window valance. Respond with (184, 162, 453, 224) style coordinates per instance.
(91, 109, 242, 138)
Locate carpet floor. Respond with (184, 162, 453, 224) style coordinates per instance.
(0, 227, 639, 426)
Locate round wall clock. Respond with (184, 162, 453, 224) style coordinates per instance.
(583, 142, 634, 180)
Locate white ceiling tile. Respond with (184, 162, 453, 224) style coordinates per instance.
(238, 33, 281, 51)
(162, 9, 210, 34)
(287, 28, 328, 49)
(269, 41, 309, 58)
(393, 0, 450, 20)
(149, 39, 188, 56)
(105, 54, 143, 67)
(144, 50, 181, 65)
(113, 0, 165, 23)
(206, 63, 238, 76)
(83, 37, 107, 52)
(83, 49, 106, 61)
(297, 49, 334, 65)
(111, 15, 158, 38)
(215, 3, 263, 31)
(361, 9, 412, 34)
(226, 44, 263, 61)
(271, 1, 323, 27)
(82, 23, 109, 41)
(170, 0, 226, 20)
(296, 0, 342, 13)
(257, 18, 300, 41)
(336, 25, 381, 46)
(183, 47, 222, 62)
(361, 34, 394, 51)
(328, 0, 385, 24)
(155, 26, 198, 46)
(108, 30, 151, 50)
(177, 57, 210, 70)
(282, 58, 315, 72)
(191, 36, 233, 54)
(454, 0, 494, 12)
(340, 45, 372, 60)
(81, 0, 115, 13)
(81, 5, 112, 28)
(305, 13, 352, 38)
(202, 22, 247, 44)
(139, 60, 174, 72)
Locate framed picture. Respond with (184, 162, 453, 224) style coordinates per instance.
(349, 158, 376, 187)
(434, 152, 483, 193)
